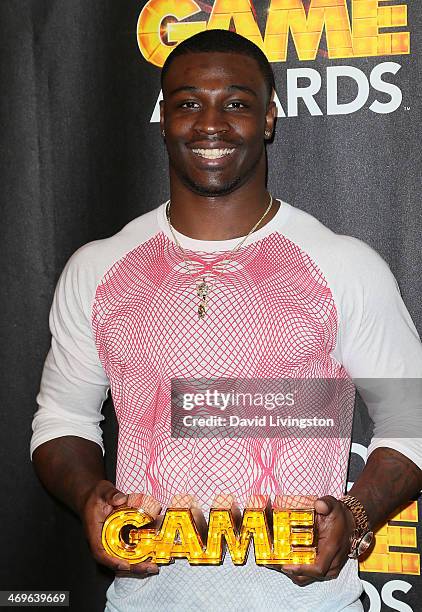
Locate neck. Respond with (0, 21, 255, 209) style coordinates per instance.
(167, 176, 278, 241)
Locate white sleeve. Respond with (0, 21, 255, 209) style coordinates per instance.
(30, 247, 110, 458)
(335, 238, 422, 469)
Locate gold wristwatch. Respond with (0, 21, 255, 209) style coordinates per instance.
(340, 495, 374, 559)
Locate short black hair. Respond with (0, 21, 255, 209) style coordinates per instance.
(161, 29, 275, 103)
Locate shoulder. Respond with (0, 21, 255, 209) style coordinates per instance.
(53, 204, 164, 317)
(62, 204, 162, 280)
(69, 205, 161, 271)
(280, 203, 395, 289)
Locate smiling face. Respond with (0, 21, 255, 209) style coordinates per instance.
(160, 52, 276, 197)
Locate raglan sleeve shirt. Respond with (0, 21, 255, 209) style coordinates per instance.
(31, 204, 422, 473)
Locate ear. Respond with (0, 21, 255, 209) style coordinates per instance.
(264, 92, 277, 139)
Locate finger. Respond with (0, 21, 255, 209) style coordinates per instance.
(282, 549, 337, 578)
(85, 482, 128, 518)
(129, 561, 159, 576)
(104, 487, 128, 507)
(314, 495, 337, 516)
(287, 566, 342, 586)
(90, 543, 159, 575)
(281, 557, 333, 577)
(265, 563, 341, 586)
(284, 566, 343, 586)
(92, 548, 132, 572)
(282, 539, 343, 578)
(264, 564, 290, 575)
(288, 575, 317, 586)
(115, 560, 160, 576)
(280, 564, 313, 577)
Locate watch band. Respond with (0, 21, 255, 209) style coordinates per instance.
(340, 495, 370, 534)
(340, 495, 373, 559)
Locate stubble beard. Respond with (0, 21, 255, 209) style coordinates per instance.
(171, 149, 264, 198)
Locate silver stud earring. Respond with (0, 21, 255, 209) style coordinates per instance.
(161, 129, 165, 138)
(264, 130, 272, 139)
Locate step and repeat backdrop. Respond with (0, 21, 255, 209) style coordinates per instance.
(138, 3, 422, 609)
(1, 1, 420, 610)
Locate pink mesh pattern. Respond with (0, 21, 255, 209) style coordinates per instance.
(92, 231, 352, 512)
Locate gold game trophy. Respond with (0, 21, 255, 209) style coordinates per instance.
(101, 493, 316, 566)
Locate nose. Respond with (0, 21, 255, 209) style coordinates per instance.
(193, 105, 230, 136)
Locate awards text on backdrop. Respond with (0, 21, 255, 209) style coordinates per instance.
(102, 494, 316, 565)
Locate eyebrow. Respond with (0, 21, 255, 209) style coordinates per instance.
(168, 85, 258, 97)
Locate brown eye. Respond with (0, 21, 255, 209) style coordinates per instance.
(180, 101, 200, 109)
(226, 101, 247, 110)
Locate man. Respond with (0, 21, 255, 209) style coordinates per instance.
(31, 30, 422, 611)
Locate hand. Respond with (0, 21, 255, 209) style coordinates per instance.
(266, 495, 355, 586)
(80, 479, 160, 577)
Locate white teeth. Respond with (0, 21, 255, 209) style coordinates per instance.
(192, 148, 235, 159)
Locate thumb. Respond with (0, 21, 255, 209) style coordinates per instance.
(314, 495, 337, 516)
(104, 485, 128, 507)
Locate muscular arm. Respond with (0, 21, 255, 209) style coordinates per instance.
(349, 446, 422, 530)
(32, 436, 106, 515)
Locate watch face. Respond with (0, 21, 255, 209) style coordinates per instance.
(357, 531, 374, 557)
